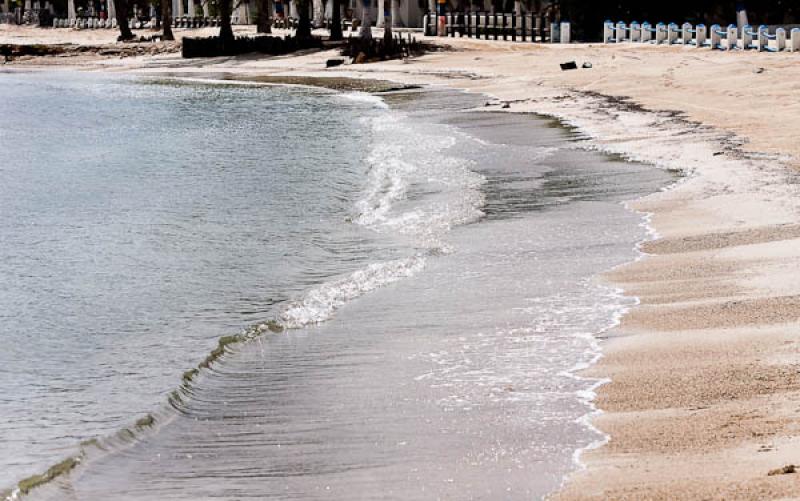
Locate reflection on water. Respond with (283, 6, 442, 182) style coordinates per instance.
(2, 75, 674, 500)
(0, 72, 392, 489)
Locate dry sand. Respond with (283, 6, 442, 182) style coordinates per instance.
(4, 26, 800, 499)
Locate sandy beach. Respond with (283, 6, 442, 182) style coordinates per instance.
(4, 25, 800, 499)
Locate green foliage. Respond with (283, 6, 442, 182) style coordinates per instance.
(182, 368, 199, 383)
(18, 457, 80, 495)
(264, 319, 284, 333)
(134, 414, 155, 429)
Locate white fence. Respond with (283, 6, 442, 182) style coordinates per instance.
(604, 20, 800, 52)
(51, 17, 117, 28)
(50, 16, 219, 29)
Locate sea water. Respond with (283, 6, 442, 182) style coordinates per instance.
(0, 72, 672, 499)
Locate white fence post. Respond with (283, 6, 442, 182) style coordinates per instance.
(630, 21, 641, 42)
(696, 24, 706, 47)
(655, 22, 666, 43)
(710, 24, 721, 49)
(726, 24, 737, 50)
(681, 22, 691, 44)
(776, 28, 786, 51)
(603, 20, 613, 43)
(560, 21, 570, 43)
(641, 21, 652, 42)
(792, 28, 800, 52)
(667, 22, 679, 44)
(741, 24, 754, 49)
(758, 25, 769, 51)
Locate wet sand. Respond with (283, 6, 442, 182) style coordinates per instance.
(5, 26, 800, 498)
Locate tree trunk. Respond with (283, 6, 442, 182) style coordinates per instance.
(219, 0, 234, 43)
(329, 0, 342, 40)
(115, 0, 135, 40)
(736, 2, 749, 28)
(312, 0, 323, 27)
(296, 0, 311, 38)
(358, 0, 370, 39)
(256, 0, 271, 32)
(161, 0, 174, 39)
(382, 0, 391, 45)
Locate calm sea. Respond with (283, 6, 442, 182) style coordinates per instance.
(0, 71, 671, 500)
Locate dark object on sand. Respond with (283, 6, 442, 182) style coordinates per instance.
(326, 58, 345, 68)
(501, 102, 510, 109)
(768, 464, 796, 476)
(341, 34, 429, 64)
(560, 61, 578, 71)
(1, 44, 70, 60)
(582, 62, 593, 69)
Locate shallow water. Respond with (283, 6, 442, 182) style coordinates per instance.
(1, 73, 673, 499)
(0, 72, 396, 488)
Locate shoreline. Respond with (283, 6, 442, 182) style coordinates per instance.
(5, 28, 800, 498)
(4, 74, 652, 500)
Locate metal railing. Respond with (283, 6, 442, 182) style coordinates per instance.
(424, 12, 570, 43)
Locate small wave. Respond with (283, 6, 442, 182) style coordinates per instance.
(353, 113, 486, 244)
(354, 150, 416, 227)
(337, 92, 390, 109)
(280, 255, 426, 328)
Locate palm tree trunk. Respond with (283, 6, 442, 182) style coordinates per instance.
(161, 0, 174, 39)
(329, 0, 342, 40)
(219, 0, 235, 43)
(115, 0, 135, 40)
(256, 0, 271, 32)
(382, 0, 391, 45)
(736, 2, 749, 28)
(358, 0, 371, 38)
(296, 0, 311, 38)
(312, 0, 323, 27)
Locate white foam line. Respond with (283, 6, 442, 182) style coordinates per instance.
(559, 194, 664, 487)
(560, 285, 631, 482)
(337, 91, 390, 109)
(279, 255, 427, 329)
(517, 83, 798, 495)
(439, 90, 678, 489)
(528, 96, 693, 493)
